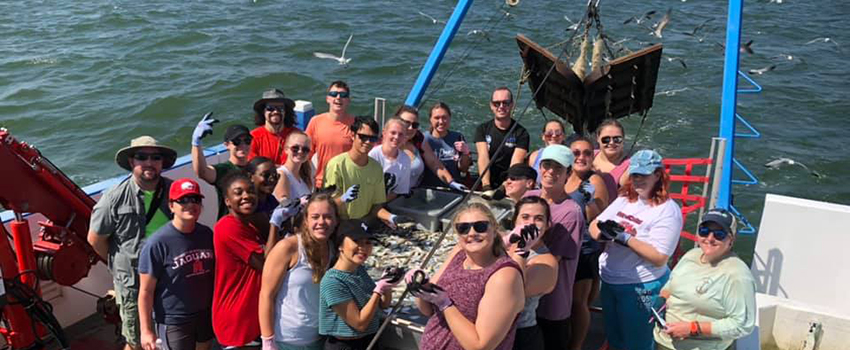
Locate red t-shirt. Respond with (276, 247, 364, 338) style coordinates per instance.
(249, 126, 296, 165)
(212, 215, 264, 346)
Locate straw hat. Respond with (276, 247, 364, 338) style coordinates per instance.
(114, 136, 177, 171)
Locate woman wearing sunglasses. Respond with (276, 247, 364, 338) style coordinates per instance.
(589, 150, 683, 350)
(394, 105, 458, 188)
(504, 197, 559, 350)
(592, 119, 630, 196)
(247, 156, 281, 217)
(412, 202, 525, 350)
(259, 194, 339, 350)
(274, 131, 314, 204)
(528, 120, 568, 184)
(653, 208, 756, 350)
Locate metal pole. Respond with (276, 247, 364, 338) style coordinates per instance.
(716, 0, 744, 210)
(404, 0, 475, 107)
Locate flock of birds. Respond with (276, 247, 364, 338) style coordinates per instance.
(306, 4, 834, 180)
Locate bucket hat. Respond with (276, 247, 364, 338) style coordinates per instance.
(252, 88, 295, 115)
(115, 136, 177, 171)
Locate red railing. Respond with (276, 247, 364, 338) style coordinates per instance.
(662, 158, 713, 264)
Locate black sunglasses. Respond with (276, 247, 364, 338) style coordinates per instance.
(230, 137, 252, 146)
(601, 136, 624, 145)
(173, 195, 203, 205)
(698, 226, 729, 241)
(403, 120, 420, 129)
(455, 220, 490, 235)
(491, 100, 512, 107)
(356, 133, 379, 143)
(327, 91, 350, 98)
(572, 149, 593, 158)
(133, 152, 163, 162)
(265, 105, 284, 112)
(289, 145, 310, 154)
(258, 171, 279, 182)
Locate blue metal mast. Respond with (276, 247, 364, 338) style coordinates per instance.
(405, 0, 475, 107)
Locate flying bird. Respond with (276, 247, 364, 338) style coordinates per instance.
(650, 9, 672, 38)
(418, 11, 446, 24)
(564, 15, 580, 31)
(313, 34, 353, 67)
(467, 29, 490, 41)
(805, 37, 840, 51)
(682, 18, 713, 42)
(664, 55, 688, 69)
(623, 10, 656, 25)
(764, 158, 822, 178)
(655, 87, 689, 96)
(748, 65, 776, 75)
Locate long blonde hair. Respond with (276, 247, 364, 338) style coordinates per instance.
(449, 202, 506, 257)
(298, 193, 338, 283)
(285, 130, 313, 188)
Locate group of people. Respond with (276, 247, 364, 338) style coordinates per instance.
(85, 80, 757, 350)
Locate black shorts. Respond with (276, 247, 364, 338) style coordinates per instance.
(323, 334, 374, 350)
(574, 251, 600, 281)
(536, 317, 571, 350)
(513, 325, 545, 350)
(156, 313, 214, 350)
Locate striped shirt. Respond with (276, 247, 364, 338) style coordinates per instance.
(319, 266, 379, 338)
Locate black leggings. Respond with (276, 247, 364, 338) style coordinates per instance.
(513, 325, 545, 350)
(536, 317, 571, 350)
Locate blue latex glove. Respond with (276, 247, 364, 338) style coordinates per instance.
(192, 112, 218, 146)
(389, 214, 415, 226)
(341, 184, 360, 203)
(448, 181, 468, 192)
(579, 181, 596, 203)
(270, 199, 300, 229)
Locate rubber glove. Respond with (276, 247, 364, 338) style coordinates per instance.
(191, 112, 218, 146)
(448, 181, 468, 192)
(374, 267, 405, 294)
(341, 184, 360, 203)
(597, 220, 631, 246)
(270, 199, 300, 229)
(261, 335, 275, 350)
(412, 286, 453, 311)
(390, 214, 415, 226)
(508, 224, 542, 258)
(579, 181, 596, 203)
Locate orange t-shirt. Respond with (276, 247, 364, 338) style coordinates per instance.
(305, 114, 354, 188)
(249, 126, 296, 166)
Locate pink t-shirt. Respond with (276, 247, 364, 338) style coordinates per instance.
(305, 114, 354, 188)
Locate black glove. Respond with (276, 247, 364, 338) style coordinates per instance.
(597, 220, 631, 246)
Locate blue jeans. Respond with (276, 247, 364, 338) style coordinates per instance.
(600, 272, 669, 350)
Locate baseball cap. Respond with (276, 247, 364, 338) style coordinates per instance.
(169, 178, 204, 201)
(507, 164, 537, 180)
(699, 208, 737, 236)
(539, 144, 574, 168)
(337, 219, 379, 243)
(224, 124, 251, 142)
(628, 149, 663, 175)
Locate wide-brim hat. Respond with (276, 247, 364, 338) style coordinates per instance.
(252, 88, 295, 114)
(115, 136, 177, 171)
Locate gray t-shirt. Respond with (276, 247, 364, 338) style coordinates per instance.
(422, 131, 465, 186)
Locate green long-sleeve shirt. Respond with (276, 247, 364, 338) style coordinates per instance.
(654, 248, 757, 350)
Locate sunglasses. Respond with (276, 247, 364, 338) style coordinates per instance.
(258, 171, 279, 182)
(544, 130, 564, 138)
(173, 195, 202, 205)
(540, 160, 565, 171)
(289, 145, 310, 154)
(403, 120, 420, 129)
(264, 105, 284, 112)
(491, 100, 512, 107)
(601, 136, 624, 145)
(698, 226, 729, 241)
(455, 220, 490, 235)
(230, 137, 252, 146)
(327, 91, 350, 98)
(356, 133, 379, 143)
(507, 175, 531, 181)
(132, 152, 163, 162)
(572, 149, 593, 158)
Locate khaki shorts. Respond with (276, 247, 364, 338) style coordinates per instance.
(114, 284, 141, 346)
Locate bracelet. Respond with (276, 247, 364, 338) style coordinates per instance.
(689, 321, 700, 336)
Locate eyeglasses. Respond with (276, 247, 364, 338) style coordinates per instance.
(230, 137, 252, 146)
(698, 226, 729, 241)
(601, 136, 624, 145)
(132, 152, 163, 162)
(289, 145, 310, 154)
(173, 196, 202, 205)
(544, 130, 564, 138)
(327, 91, 350, 98)
(265, 105, 283, 112)
(356, 133, 379, 143)
(455, 220, 490, 235)
(403, 120, 420, 129)
(491, 100, 512, 107)
(572, 149, 593, 158)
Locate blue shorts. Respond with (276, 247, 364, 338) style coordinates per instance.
(600, 272, 669, 350)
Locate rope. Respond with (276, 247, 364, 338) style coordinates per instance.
(365, 3, 596, 349)
(628, 109, 650, 156)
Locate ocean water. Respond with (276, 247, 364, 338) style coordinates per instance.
(1, 1, 848, 259)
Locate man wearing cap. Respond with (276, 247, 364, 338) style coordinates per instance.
(87, 136, 177, 350)
(521, 144, 584, 350)
(249, 88, 298, 166)
(306, 81, 356, 188)
(474, 87, 530, 191)
(191, 118, 252, 219)
(138, 178, 215, 350)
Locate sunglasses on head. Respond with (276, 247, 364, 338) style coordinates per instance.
(544, 130, 564, 138)
(491, 100, 512, 107)
(356, 133, 379, 143)
(327, 91, 350, 98)
(289, 145, 310, 154)
(601, 136, 624, 145)
(698, 226, 729, 240)
(230, 137, 252, 146)
(132, 152, 163, 162)
(455, 220, 490, 235)
(572, 149, 593, 158)
(173, 195, 202, 205)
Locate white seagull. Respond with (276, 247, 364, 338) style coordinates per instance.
(313, 34, 353, 67)
(418, 11, 445, 24)
(764, 158, 822, 178)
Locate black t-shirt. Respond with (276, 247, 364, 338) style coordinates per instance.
(473, 119, 530, 186)
(138, 222, 215, 324)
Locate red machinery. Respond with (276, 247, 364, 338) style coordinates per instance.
(0, 128, 103, 349)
